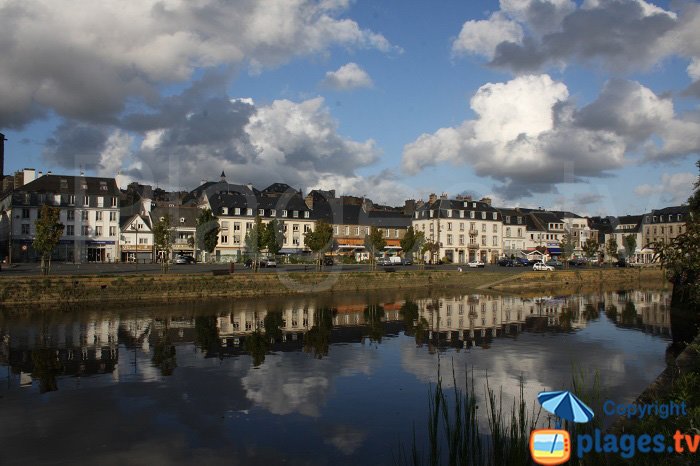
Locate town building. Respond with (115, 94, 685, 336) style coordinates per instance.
(642, 206, 691, 262)
(412, 194, 503, 264)
(0, 173, 120, 263)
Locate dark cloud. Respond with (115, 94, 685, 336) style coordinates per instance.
(682, 80, 700, 98)
(490, 1, 678, 73)
(42, 121, 110, 171)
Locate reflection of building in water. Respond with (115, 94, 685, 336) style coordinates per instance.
(597, 290, 671, 335)
(331, 303, 402, 327)
(415, 295, 528, 348)
(1, 317, 120, 380)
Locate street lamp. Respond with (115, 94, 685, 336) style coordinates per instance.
(131, 222, 138, 272)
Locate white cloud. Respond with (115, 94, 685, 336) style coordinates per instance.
(452, 12, 523, 59)
(634, 172, 696, 205)
(0, 0, 396, 127)
(321, 63, 373, 90)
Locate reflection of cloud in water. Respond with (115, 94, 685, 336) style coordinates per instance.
(323, 424, 367, 455)
(399, 323, 668, 425)
(242, 346, 378, 417)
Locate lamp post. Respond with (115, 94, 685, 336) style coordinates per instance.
(132, 222, 138, 272)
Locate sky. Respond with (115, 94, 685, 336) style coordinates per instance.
(1, 0, 699, 216)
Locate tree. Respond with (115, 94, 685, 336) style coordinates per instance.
(420, 240, 440, 267)
(583, 237, 599, 265)
(623, 234, 637, 262)
(244, 216, 265, 272)
(658, 159, 700, 304)
(605, 237, 619, 264)
(153, 214, 175, 273)
(304, 220, 333, 270)
(33, 205, 65, 275)
(559, 231, 576, 266)
(196, 208, 220, 260)
(400, 226, 415, 260)
(264, 219, 284, 256)
(364, 227, 386, 271)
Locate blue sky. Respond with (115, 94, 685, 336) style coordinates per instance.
(1, 0, 698, 215)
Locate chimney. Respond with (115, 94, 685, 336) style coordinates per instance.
(440, 192, 448, 200)
(480, 197, 492, 206)
(38, 170, 43, 178)
(23, 168, 36, 185)
(428, 193, 437, 204)
(304, 193, 314, 209)
(0, 132, 6, 180)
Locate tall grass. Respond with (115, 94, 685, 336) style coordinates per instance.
(397, 363, 540, 466)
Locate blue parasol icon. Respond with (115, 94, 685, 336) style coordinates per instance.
(537, 390, 594, 424)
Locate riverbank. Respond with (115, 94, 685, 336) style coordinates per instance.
(0, 267, 666, 307)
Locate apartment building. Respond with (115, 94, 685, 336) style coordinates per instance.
(412, 194, 502, 264)
(642, 206, 691, 258)
(0, 173, 120, 263)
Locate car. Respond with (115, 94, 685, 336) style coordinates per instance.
(514, 257, 529, 267)
(533, 262, 555, 271)
(614, 259, 630, 268)
(498, 258, 513, 267)
(402, 258, 413, 266)
(546, 259, 563, 268)
(467, 260, 485, 268)
(174, 255, 195, 264)
(323, 257, 334, 266)
(260, 258, 277, 268)
(376, 257, 392, 266)
(244, 258, 253, 268)
(568, 258, 587, 267)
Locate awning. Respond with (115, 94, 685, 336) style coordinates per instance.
(385, 246, 402, 249)
(338, 245, 364, 249)
(547, 247, 562, 255)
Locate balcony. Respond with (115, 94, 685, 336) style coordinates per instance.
(467, 243, 479, 249)
(469, 229, 478, 236)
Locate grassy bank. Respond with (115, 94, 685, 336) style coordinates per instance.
(0, 268, 666, 307)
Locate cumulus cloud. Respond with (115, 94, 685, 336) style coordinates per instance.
(634, 172, 696, 205)
(0, 0, 396, 128)
(402, 74, 700, 199)
(451, 0, 699, 76)
(321, 63, 373, 90)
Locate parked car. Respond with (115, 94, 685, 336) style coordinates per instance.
(533, 262, 555, 271)
(546, 259, 563, 268)
(174, 255, 195, 264)
(376, 257, 392, 266)
(402, 258, 413, 266)
(323, 256, 334, 266)
(498, 258, 513, 267)
(568, 258, 587, 267)
(468, 260, 485, 268)
(614, 259, 630, 268)
(260, 258, 277, 268)
(514, 257, 529, 267)
(389, 256, 403, 265)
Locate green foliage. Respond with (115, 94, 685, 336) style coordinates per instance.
(264, 219, 284, 256)
(245, 330, 269, 367)
(559, 231, 576, 262)
(401, 226, 425, 261)
(303, 308, 334, 358)
(623, 234, 637, 260)
(364, 227, 386, 270)
(583, 237, 599, 264)
(605, 237, 619, 263)
(363, 304, 385, 343)
(304, 220, 333, 269)
(196, 208, 220, 254)
(421, 240, 440, 266)
(658, 160, 700, 303)
(152, 214, 175, 272)
(33, 205, 65, 275)
(244, 216, 265, 271)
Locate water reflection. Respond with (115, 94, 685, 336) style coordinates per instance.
(0, 287, 676, 465)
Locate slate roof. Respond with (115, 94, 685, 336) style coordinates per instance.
(415, 198, 501, 220)
(151, 206, 199, 228)
(8, 174, 120, 207)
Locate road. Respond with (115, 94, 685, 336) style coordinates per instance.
(0, 262, 534, 276)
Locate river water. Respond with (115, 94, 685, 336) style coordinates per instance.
(0, 286, 674, 465)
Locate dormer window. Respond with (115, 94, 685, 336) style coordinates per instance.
(470, 211, 475, 219)
(492, 212, 497, 220)
(159, 217, 165, 222)
(180, 217, 185, 223)
(234, 208, 240, 215)
(60, 179, 68, 190)
(258, 209, 264, 216)
(99, 181, 108, 191)
(472, 202, 476, 208)
(271, 209, 276, 216)
(282, 210, 288, 217)
(83, 196, 89, 206)
(222, 207, 228, 215)
(81, 183, 88, 190)
(304, 211, 309, 219)
(246, 208, 252, 216)
(293, 210, 299, 218)
(463, 202, 468, 207)
(111, 197, 117, 207)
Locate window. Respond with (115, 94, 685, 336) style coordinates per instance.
(447, 210, 453, 218)
(492, 236, 498, 246)
(460, 210, 465, 218)
(221, 221, 229, 231)
(95, 226, 103, 236)
(366, 227, 370, 235)
(66, 210, 75, 221)
(517, 228, 522, 237)
(334, 226, 339, 235)
(481, 224, 486, 232)
(109, 211, 117, 222)
(68, 195, 75, 205)
(84, 196, 89, 206)
(304, 225, 311, 233)
(506, 216, 511, 223)
(82, 226, 90, 235)
(111, 197, 117, 207)
(97, 197, 104, 207)
(109, 226, 116, 236)
(447, 234, 453, 245)
(506, 227, 511, 237)
(481, 212, 486, 219)
(99, 181, 108, 191)
(493, 224, 497, 233)
(293, 211, 299, 218)
(304, 211, 309, 218)
(395, 229, 399, 238)
(271, 209, 276, 216)
(139, 237, 148, 244)
(282, 210, 288, 217)
(481, 236, 487, 246)
(447, 222, 452, 231)
(459, 235, 464, 245)
(96, 211, 103, 221)
(234, 208, 240, 215)
(233, 235, 241, 244)
(66, 225, 74, 236)
(81, 211, 89, 221)
(344, 226, 349, 235)
(293, 224, 299, 232)
(234, 222, 241, 231)
(258, 209, 265, 216)
(221, 235, 228, 244)
(21, 224, 30, 235)
(470, 211, 475, 219)
(354, 226, 360, 235)
(493, 212, 497, 220)
(222, 207, 228, 215)
(245, 208, 252, 216)
(21, 208, 30, 219)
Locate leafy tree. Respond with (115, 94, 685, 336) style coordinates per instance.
(605, 237, 619, 264)
(364, 304, 385, 343)
(244, 216, 265, 272)
(263, 311, 284, 342)
(623, 234, 637, 262)
(303, 308, 334, 359)
(153, 214, 175, 273)
(194, 316, 220, 356)
(559, 231, 576, 266)
(245, 331, 269, 367)
(33, 205, 65, 275)
(583, 237, 599, 265)
(420, 240, 440, 267)
(264, 219, 284, 256)
(364, 227, 386, 271)
(152, 334, 177, 376)
(304, 220, 333, 270)
(400, 227, 426, 263)
(658, 159, 700, 304)
(196, 208, 220, 260)
(31, 348, 63, 393)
